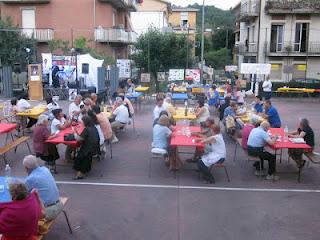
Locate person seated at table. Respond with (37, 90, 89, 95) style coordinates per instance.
(218, 96, 231, 121)
(241, 117, 260, 150)
(194, 99, 210, 125)
(45, 96, 60, 120)
(23, 155, 63, 221)
(208, 85, 219, 109)
(236, 88, 245, 105)
(261, 100, 281, 128)
(153, 110, 174, 127)
(225, 80, 232, 96)
(88, 110, 105, 159)
(118, 93, 134, 117)
(163, 97, 176, 117)
(33, 115, 60, 173)
(73, 116, 100, 179)
(51, 108, 70, 134)
(253, 95, 263, 113)
(0, 182, 43, 240)
(127, 79, 135, 94)
(90, 93, 98, 107)
(152, 115, 172, 164)
(223, 102, 242, 134)
(153, 96, 166, 120)
(196, 124, 226, 183)
(92, 105, 113, 141)
(110, 97, 130, 143)
(288, 118, 315, 168)
(69, 95, 85, 121)
(247, 121, 279, 180)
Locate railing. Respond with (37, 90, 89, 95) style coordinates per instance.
(98, 0, 137, 10)
(265, 0, 320, 14)
(1, 0, 50, 3)
(21, 28, 54, 42)
(265, 41, 320, 55)
(95, 28, 137, 44)
(240, 0, 260, 20)
(235, 42, 258, 54)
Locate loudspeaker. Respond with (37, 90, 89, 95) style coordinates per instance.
(82, 63, 89, 74)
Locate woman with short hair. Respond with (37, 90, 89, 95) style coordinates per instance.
(195, 99, 210, 124)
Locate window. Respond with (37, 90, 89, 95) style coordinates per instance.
(22, 9, 35, 38)
(270, 25, 284, 52)
(270, 63, 282, 80)
(294, 23, 309, 52)
(112, 9, 117, 27)
(180, 12, 189, 28)
(251, 26, 255, 42)
(292, 64, 306, 79)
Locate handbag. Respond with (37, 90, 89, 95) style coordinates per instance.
(64, 134, 75, 141)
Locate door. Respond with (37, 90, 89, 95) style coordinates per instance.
(22, 9, 35, 38)
(270, 25, 284, 52)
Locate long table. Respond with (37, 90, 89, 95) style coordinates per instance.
(172, 108, 196, 121)
(16, 106, 47, 119)
(46, 124, 84, 147)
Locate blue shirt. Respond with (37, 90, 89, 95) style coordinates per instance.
(25, 166, 60, 206)
(247, 126, 271, 147)
(152, 124, 172, 149)
(224, 106, 236, 118)
(254, 103, 263, 113)
(266, 106, 281, 128)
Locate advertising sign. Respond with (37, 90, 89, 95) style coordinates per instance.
(116, 59, 131, 78)
(185, 69, 201, 82)
(168, 69, 184, 81)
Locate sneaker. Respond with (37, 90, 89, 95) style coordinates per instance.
(266, 174, 280, 181)
(254, 170, 267, 176)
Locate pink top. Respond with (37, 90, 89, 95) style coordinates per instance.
(0, 192, 41, 240)
(96, 112, 112, 140)
(241, 124, 255, 150)
(124, 98, 134, 115)
(33, 124, 50, 155)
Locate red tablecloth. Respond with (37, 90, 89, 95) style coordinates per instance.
(0, 123, 17, 134)
(170, 126, 204, 147)
(46, 125, 84, 146)
(269, 128, 311, 150)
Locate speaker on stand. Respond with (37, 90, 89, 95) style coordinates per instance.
(81, 63, 89, 88)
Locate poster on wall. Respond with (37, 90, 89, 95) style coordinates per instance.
(141, 73, 151, 83)
(30, 65, 41, 81)
(51, 55, 77, 83)
(168, 69, 184, 81)
(185, 69, 200, 82)
(157, 72, 166, 82)
(225, 65, 238, 72)
(116, 59, 131, 78)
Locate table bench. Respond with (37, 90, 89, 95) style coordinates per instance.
(0, 136, 31, 164)
(38, 197, 72, 240)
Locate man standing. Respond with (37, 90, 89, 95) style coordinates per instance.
(247, 121, 279, 180)
(69, 95, 84, 121)
(262, 77, 272, 100)
(111, 97, 129, 143)
(261, 100, 281, 128)
(23, 155, 62, 220)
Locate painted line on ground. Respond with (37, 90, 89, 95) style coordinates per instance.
(56, 181, 320, 193)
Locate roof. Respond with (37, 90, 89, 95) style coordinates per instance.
(171, 7, 199, 12)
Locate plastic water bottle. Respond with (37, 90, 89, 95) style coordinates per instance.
(4, 164, 11, 187)
(284, 126, 289, 142)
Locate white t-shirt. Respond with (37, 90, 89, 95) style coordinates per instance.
(51, 118, 66, 134)
(202, 134, 226, 167)
(262, 80, 272, 92)
(69, 102, 83, 120)
(153, 105, 166, 120)
(17, 99, 31, 112)
(113, 105, 129, 124)
(237, 91, 245, 104)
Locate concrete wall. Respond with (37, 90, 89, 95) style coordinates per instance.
(131, 11, 167, 35)
(168, 11, 197, 29)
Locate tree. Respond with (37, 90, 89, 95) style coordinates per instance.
(0, 17, 36, 66)
(204, 48, 232, 70)
(131, 28, 193, 91)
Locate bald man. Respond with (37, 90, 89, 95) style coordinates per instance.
(247, 121, 279, 180)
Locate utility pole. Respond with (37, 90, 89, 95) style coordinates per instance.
(226, 29, 229, 49)
(200, 0, 205, 84)
(186, 25, 190, 69)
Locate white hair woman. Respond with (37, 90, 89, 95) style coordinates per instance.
(32, 114, 59, 173)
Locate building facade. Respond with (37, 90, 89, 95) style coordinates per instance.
(0, 0, 138, 59)
(130, 0, 171, 36)
(233, 0, 320, 82)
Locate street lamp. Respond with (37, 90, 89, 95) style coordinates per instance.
(70, 48, 79, 93)
(200, 0, 205, 84)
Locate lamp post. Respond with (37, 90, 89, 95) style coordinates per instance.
(71, 48, 79, 93)
(200, 0, 205, 84)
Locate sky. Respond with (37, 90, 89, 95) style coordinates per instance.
(170, 0, 239, 10)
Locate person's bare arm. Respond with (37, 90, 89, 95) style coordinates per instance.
(289, 131, 306, 138)
(266, 135, 278, 145)
(196, 107, 205, 117)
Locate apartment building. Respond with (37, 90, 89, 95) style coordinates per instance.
(0, 0, 138, 59)
(233, 0, 320, 82)
(130, 0, 171, 36)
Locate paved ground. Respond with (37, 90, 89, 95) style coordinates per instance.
(2, 97, 320, 240)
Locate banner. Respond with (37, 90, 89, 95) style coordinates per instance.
(141, 73, 151, 83)
(168, 69, 184, 81)
(225, 65, 238, 72)
(185, 69, 201, 82)
(157, 72, 166, 82)
(240, 63, 271, 75)
(116, 59, 131, 78)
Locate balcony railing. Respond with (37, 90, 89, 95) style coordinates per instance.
(21, 28, 54, 42)
(234, 42, 258, 55)
(265, 0, 320, 14)
(98, 0, 137, 11)
(240, 0, 260, 21)
(95, 28, 137, 44)
(265, 41, 320, 55)
(0, 0, 50, 3)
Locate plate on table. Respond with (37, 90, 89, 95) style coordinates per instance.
(289, 138, 306, 144)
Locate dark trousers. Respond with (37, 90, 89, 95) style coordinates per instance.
(247, 146, 276, 175)
(73, 153, 93, 174)
(26, 117, 37, 129)
(264, 91, 272, 100)
(197, 160, 215, 183)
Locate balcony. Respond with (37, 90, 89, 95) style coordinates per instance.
(98, 0, 137, 11)
(264, 41, 320, 56)
(0, 0, 50, 3)
(95, 28, 137, 44)
(21, 28, 54, 42)
(265, 0, 320, 14)
(234, 42, 258, 55)
(239, 0, 260, 21)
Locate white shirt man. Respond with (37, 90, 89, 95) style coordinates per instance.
(51, 118, 66, 134)
(153, 105, 166, 120)
(113, 105, 129, 124)
(262, 79, 272, 92)
(69, 97, 84, 121)
(17, 98, 31, 112)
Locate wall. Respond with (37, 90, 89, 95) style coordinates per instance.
(131, 11, 166, 35)
(169, 11, 197, 29)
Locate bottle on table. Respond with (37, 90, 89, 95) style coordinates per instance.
(4, 164, 11, 187)
(184, 101, 188, 116)
(284, 125, 289, 142)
